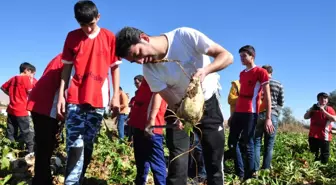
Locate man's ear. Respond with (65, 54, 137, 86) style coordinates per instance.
(140, 33, 149, 42)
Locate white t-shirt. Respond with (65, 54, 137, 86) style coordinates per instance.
(143, 27, 221, 104)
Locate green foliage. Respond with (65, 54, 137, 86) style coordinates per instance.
(224, 130, 336, 185)
(0, 114, 336, 185)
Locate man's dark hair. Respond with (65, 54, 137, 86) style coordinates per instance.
(262, 65, 273, 74)
(74, 0, 99, 24)
(239, 45, 256, 57)
(119, 86, 123, 91)
(116, 27, 145, 58)
(134, 75, 144, 82)
(19, 62, 35, 73)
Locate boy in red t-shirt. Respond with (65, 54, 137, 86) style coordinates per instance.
(128, 79, 167, 185)
(56, 1, 121, 184)
(125, 75, 144, 143)
(228, 45, 273, 180)
(27, 53, 64, 185)
(304, 92, 336, 164)
(1, 62, 36, 154)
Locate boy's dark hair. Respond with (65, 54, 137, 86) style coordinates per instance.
(239, 45, 256, 57)
(317, 92, 328, 100)
(119, 87, 123, 91)
(74, 0, 99, 24)
(262, 65, 273, 74)
(116, 27, 145, 58)
(134, 75, 144, 82)
(19, 62, 35, 73)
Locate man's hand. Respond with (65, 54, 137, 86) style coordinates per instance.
(57, 96, 66, 120)
(193, 68, 209, 82)
(176, 120, 184, 130)
(110, 95, 120, 115)
(264, 118, 274, 134)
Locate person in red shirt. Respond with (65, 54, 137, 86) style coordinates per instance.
(26, 53, 64, 185)
(128, 79, 167, 185)
(304, 92, 336, 164)
(1, 62, 36, 154)
(125, 75, 144, 143)
(56, 1, 121, 184)
(228, 45, 273, 181)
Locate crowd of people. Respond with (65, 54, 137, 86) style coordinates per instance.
(1, 1, 335, 185)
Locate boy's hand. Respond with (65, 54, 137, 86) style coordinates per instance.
(264, 118, 274, 134)
(227, 116, 232, 127)
(144, 119, 155, 137)
(57, 96, 66, 120)
(110, 95, 120, 114)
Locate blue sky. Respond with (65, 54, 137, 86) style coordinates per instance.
(0, 0, 335, 121)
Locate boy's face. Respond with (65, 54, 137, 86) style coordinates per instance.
(239, 51, 254, 66)
(78, 15, 100, 35)
(134, 79, 141, 89)
(318, 96, 328, 106)
(125, 34, 160, 64)
(23, 69, 34, 77)
(30, 71, 36, 78)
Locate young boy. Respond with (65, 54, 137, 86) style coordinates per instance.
(115, 26, 233, 185)
(27, 53, 64, 185)
(125, 75, 144, 142)
(1, 62, 36, 154)
(224, 79, 241, 162)
(56, 1, 121, 184)
(228, 45, 273, 180)
(116, 86, 129, 140)
(254, 65, 284, 172)
(128, 79, 167, 185)
(304, 92, 336, 164)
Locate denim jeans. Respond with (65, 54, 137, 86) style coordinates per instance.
(117, 114, 127, 140)
(64, 104, 104, 185)
(228, 112, 258, 179)
(254, 112, 279, 171)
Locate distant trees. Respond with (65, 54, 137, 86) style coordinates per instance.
(328, 90, 336, 111)
(279, 106, 300, 125)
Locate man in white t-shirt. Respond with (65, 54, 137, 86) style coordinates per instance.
(115, 26, 233, 185)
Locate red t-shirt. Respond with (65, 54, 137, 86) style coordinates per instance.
(309, 106, 336, 141)
(32, 78, 37, 87)
(27, 54, 64, 120)
(235, 66, 269, 113)
(128, 80, 167, 135)
(1, 75, 33, 116)
(61, 28, 121, 108)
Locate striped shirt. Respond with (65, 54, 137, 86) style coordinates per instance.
(269, 78, 284, 116)
(259, 78, 284, 116)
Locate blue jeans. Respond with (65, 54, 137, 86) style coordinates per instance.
(64, 104, 104, 185)
(133, 128, 166, 185)
(254, 113, 279, 171)
(228, 112, 258, 179)
(117, 114, 127, 139)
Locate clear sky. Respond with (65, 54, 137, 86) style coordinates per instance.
(0, 0, 335, 120)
